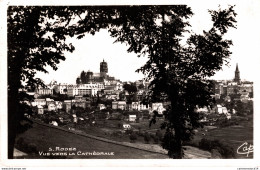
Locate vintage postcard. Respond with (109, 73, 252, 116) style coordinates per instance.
(0, 0, 259, 169)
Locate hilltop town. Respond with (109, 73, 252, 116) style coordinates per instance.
(23, 60, 253, 120)
(17, 60, 254, 159)
(24, 59, 166, 121)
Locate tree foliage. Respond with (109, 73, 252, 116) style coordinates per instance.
(8, 6, 80, 158)
(123, 83, 137, 95)
(105, 5, 237, 158)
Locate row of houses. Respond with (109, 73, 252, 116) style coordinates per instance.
(111, 101, 166, 113)
(214, 81, 253, 97)
(30, 96, 167, 115)
(36, 81, 124, 97)
(31, 97, 91, 114)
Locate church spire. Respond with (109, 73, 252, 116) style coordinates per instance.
(234, 63, 240, 83)
(235, 63, 239, 72)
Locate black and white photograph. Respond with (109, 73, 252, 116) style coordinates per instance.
(0, 0, 259, 169)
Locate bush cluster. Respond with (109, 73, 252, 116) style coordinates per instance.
(215, 118, 239, 128)
(198, 138, 235, 158)
(144, 132, 151, 144)
(111, 131, 123, 137)
(129, 133, 137, 143)
(125, 129, 133, 135)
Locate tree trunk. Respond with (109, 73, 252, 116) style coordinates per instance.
(8, 88, 19, 159)
(174, 127, 183, 159)
(8, 70, 21, 159)
(170, 98, 183, 159)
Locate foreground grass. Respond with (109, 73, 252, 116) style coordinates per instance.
(190, 117, 253, 159)
(15, 122, 168, 159)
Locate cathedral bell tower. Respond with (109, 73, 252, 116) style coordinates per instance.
(100, 59, 108, 78)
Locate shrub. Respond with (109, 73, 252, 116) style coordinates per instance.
(198, 138, 235, 158)
(182, 140, 199, 148)
(118, 122, 122, 128)
(125, 129, 133, 135)
(211, 148, 222, 158)
(17, 120, 32, 133)
(199, 138, 212, 150)
(155, 130, 163, 141)
(144, 132, 151, 144)
(112, 131, 122, 137)
(137, 131, 144, 137)
(153, 135, 159, 144)
(129, 133, 137, 143)
(215, 116, 241, 128)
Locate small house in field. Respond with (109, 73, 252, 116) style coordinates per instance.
(118, 101, 126, 110)
(48, 103, 56, 111)
(224, 96, 231, 102)
(37, 105, 44, 114)
(72, 114, 78, 123)
(55, 101, 63, 110)
(50, 121, 58, 126)
(129, 115, 136, 122)
(132, 102, 139, 110)
(31, 99, 46, 107)
(150, 102, 165, 114)
(112, 101, 118, 110)
(216, 105, 223, 114)
(226, 113, 232, 120)
(222, 107, 228, 114)
(63, 100, 72, 113)
(122, 124, 131, 130)
(97, 104, 106, 110)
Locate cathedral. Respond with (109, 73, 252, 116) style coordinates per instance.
(76, 59, 115, 84)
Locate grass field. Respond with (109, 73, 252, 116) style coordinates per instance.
(190, 117, 253, 159)
(18, 113, 253, 159)
(70, 119, 165, 144)
(15, 122, 168, 159)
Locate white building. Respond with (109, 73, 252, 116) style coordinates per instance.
(31, 99, 46, 107)
(37, 105, 44, 114)
(37, 88, 53, 95)
(151, 103, 165, 114)
(56, 84, 68, 94)
(131, 102, 149, 111)
(118, 101, 126, 110)
(129, 115, 136, 122)
(123, 124, 131, 130)
(67, 83, 105, 97)
(48, 103, 56, 111)
(55, 101, 63, 109)
(97, 104, 106, 110)
(222, 107, 228, 114)
(112, 101, 118, 110)
(216, 104, 223, 114)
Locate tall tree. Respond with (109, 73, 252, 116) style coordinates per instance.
(123, 83, 137, 95)
(8, 6, 118, 158)
(8, 6, 80, 158)
(107, 6, 237, 158)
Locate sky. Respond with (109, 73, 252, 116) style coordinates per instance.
(34, 1, 260, 84)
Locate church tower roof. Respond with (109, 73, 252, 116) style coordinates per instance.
(234, 63, 240, 83)
(235, 63, 239, 72)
